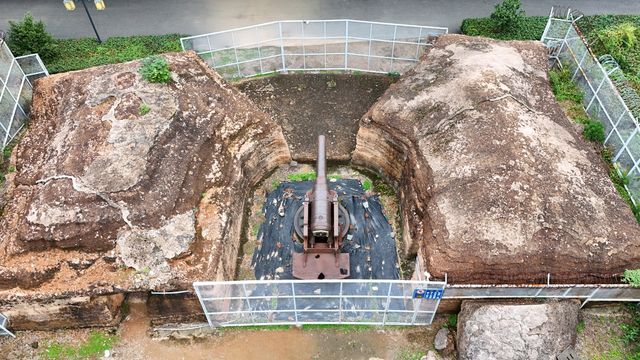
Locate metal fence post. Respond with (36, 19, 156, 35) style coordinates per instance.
(581, 287, 599, 309)
(344, 20, 349, 70)
(242, 283, 256, 324)
(301, 21, 306, 70)
(390, 25, 398, 73)
(367, 23, 373, 71)
(339, 281, 343, 323)
(291, 282, 299, 325)
(382, 282, 393, 325)
(279, 22, 286, 72)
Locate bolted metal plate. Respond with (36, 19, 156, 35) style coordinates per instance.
(292, 253, 350, 279)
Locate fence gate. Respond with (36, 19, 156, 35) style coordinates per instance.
(194, 279, 446, 327)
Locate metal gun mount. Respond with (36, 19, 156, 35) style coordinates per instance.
(292, 135, 350, 279)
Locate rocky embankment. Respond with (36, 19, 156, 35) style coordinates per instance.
(353, 34, 640, 283)
(0, 52, 290, 329)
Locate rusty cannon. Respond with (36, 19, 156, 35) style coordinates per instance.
(292, 135, 350, 279)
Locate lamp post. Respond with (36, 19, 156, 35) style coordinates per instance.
(63, 0, 106, 43)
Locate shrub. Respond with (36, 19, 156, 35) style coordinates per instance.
(490, 0, 525, 31)
(139, 56, 171, 83)
(46, 34, 184, 74)
(7, 12, 57, 62)
(583, 120, 606, 143)
(600, 22, 639, 49)
(548, 67, 584, 103)
(460, 16, 547, 41)
(623, 269, 640, 287)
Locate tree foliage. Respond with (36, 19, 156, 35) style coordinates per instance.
(490, 0, 525, 31)
(7, 12, 57, 62)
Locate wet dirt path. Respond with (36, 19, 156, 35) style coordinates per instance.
(114, 300, 435, 360)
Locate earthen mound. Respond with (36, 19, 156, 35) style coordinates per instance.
(353, 34, 640, 284)
(0, 52, 291, 296)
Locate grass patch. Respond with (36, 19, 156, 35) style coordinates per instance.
(371, 175, 396, 197)
(362, 179, 372, 191)
(43, 331, 117, 360)
(548, 67, 584, 103)
(287, 171, 316, 182)
(577, 320, 586, 334)
(395, 348, 425, 360)
(44, 34, 184, 74)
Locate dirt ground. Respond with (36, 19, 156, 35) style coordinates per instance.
(0, 298, 445, 360)
(236, 73, 395, 162)
(575, 305, 637, 359)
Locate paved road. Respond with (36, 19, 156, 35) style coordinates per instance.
(1, 0, 639, 39)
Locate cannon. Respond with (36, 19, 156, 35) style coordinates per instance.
(292, 135, 350, 279)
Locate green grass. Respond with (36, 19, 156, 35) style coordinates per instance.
(548, 67, 584, 103)
(577, 320, 586, 334)
(362, 179, 372, 191)
(287, 171, 317, 182)
(44, 34, 184, 74)
(43, 331, 117, 360)
(395, 348, 425, 360)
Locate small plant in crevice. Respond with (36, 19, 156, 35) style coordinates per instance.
(445, 313, 458, 329)
(139, 56, 171, 83)
(362, 179, 372, 191)
(576, 320, 586, 334)
(623, 269, 640, 288)
(139, 103, 150, 115)
(583, 119, 606, 143)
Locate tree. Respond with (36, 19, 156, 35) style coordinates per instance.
(7, 12, 57, 62)
(490, 0, 525, 32)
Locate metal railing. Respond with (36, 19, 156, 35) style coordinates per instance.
(0, 313, 15, 337)
(0, 41, 49, 150)
(541, 7, 640, 205)
(194, 278, 447, 327)
(181, 20, 448, 80)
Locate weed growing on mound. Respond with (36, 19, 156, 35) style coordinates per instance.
(583, 120, 606, 143)
(139, 56, 171, 83)
(139, 103, 151, 115)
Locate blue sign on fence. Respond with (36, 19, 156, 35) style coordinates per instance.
(413, 288, 444, 299)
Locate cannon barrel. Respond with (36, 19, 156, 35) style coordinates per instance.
(310, 135, 330, 237)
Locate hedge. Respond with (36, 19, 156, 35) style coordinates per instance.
(460, 16, 547, 40)
(44, 34, 184, 74)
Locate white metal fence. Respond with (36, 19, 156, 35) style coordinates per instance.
(0, 40, 49, 150)
(0, 313, 14, 337)
(541, 8, 640, 205)
(194, 278, 447, 327)
(192, 280, 640, 328)
(181, 20, 448, 80)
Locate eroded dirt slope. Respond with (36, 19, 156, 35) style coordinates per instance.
(353, 34, 640, 284)
(0, 52, 291, 297)
(237, 73, 394, 161)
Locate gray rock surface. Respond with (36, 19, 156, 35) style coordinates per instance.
(434, 328, 450, 351)
(457, 301, 580, 360)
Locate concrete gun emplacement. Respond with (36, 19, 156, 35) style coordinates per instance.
(292, 135, 350, 279)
